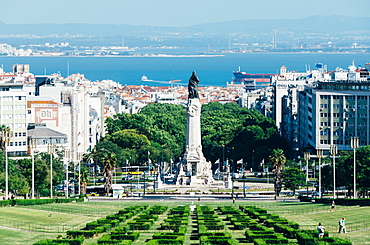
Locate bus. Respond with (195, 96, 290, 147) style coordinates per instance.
(86, 185, 107, 196)
(121, 166, 154, 175)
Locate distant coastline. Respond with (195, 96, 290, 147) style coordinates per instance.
(2, 51, 369, 58)
(1, 53, 368, 88)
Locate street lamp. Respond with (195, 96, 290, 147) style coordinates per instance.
(77, 152, 83, 196)
(350, 137, 359, 199)
(64, 149, 70, 198)
(222, 144, 225, 173)
(316, 149, 323, 199)
(330, 144, 338, 199)
(48, 143, 55, 198)
(29, 138, 36, 199)
(2, 127, 11, 200)
(304, 152, 310, 197)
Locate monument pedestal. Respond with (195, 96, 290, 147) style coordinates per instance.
(180, 98, 213, 187)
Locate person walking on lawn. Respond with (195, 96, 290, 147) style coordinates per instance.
(338, 218, 347, 233)
(317, 223, 325, 238)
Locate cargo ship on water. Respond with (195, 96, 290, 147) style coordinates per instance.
(227, 67, 276, 90)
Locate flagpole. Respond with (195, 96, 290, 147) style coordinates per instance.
(148, 151, 151, 176)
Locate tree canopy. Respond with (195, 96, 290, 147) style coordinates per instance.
(103, 102, 289, 172)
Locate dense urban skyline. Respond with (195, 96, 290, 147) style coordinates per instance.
(1, 0, 370, 27)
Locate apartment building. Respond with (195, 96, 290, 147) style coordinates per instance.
(0, 84, 28, 156)
(298, 62, 370, 152)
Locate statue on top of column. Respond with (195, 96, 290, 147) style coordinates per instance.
(188, 71, 200, 99)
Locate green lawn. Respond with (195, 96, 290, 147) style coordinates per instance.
(0, 200, 369, 245)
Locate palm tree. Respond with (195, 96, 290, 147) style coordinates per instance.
(0, 125, 11, 151)
(78, 166, 89, 195)
(99, 149, 117, 195)
(84, 148, 99, 185)
(269, 148, 286, 199)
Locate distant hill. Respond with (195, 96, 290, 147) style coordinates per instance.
(190, 15, 370, 33)
(0, 15, 369, 37)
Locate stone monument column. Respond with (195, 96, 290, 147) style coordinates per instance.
(178, 71, 213, 186)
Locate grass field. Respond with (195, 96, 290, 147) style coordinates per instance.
(0, 200, 369, 245)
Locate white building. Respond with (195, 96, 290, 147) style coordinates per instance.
(0, 84, 28, 156)
(289, 62, 370, 153)
(33, 76, 105, 162)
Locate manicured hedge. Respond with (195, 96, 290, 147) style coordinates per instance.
(296, 229, 352, 245)
(146, 240, 183, 245)
(112, 225, 130, 234)
(110, 232, 140, 241)
(66, 230, 96, 239)
(97, 234, 132, 244)
(33, 236, 84, 245)
(322, 237, 352, 245)
(127, 222, 152, 230)
(148, 205, 168, 214)
(297, 230, 328, 245)
(1, 198, 83, 207)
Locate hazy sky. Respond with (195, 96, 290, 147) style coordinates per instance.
(2, 0, 370, 27)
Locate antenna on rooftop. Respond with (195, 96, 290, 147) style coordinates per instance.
(272, 29, 277, 49)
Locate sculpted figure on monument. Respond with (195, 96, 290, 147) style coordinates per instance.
(188, 71, 200, 99)
(196, 145, 203, 159)
(188, 102, 200, 117)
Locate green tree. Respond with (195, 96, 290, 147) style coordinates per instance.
(109, 129, 150, 149)
(283, 167, 305, 196)
(33, 157, 49, 196)
(269, 148, 286, 198)
(356, 146, 370, 197)
(95, 140, 124, 165)
(103, 102, 289, 172)
(98, 149, 117, 195)
(78, 166, 89, 195)
(336, 150, 355, 196)
(16, 158, 33, 194)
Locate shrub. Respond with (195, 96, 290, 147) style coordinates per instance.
(93, 226, 106, 234)
(296, 230, 319, 245)
(323, 237, 352, 245)
(147, 240, 182, 245)
(97, 218, 110, 225)
(85, 221, 100, 230)
(199, 236, 239, 245)
(66, 230, 95, 238)
(97, 234, 132, 244)
(110, 232, 140, 241)
(127, 222, 151, 230)
(109, 219, 120, 228)
(0, 200, 11, 206)
(34, 236, 84, 245)
(112, 225, 129, 234)
(103, 224, 112, 232)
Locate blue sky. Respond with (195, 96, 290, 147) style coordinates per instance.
(2, 0, 370, 26)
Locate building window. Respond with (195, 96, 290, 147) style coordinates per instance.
(2, 96, 12, 101)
